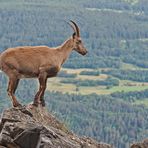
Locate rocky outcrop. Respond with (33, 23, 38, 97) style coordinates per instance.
(0, 104, 112, 148)
(130, 139, 148, 148)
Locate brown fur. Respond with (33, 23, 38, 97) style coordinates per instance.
(0, 21, 87, 107)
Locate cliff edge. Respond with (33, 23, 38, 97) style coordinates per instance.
(0, 104, 112, 148)
(130, 139, 148, 148)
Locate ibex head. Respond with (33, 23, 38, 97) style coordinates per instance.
(69, 20, 87, 55)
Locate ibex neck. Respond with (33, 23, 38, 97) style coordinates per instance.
(60, 38, 73, 51)
(57, 38, 73, 65)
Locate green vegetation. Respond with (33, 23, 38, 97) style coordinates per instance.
(46, 69, 148, 95)
(57, 70, 77, 78)
(133, 98, 148, 106)
(0, 0, 148, 148)
(46, 91, 148, 148)
(60, 77, 119, 87)
(102, 69, 148, 82)
(80, 70, 100, 76)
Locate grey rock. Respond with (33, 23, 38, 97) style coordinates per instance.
(0, 104, 113, 148)
(130, 139, 148, 148)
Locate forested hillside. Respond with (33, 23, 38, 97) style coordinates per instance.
(0, 0, 148, 148)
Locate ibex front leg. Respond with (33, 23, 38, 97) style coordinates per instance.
(33, 71, 47, 107)
(7, 77, 21, 107)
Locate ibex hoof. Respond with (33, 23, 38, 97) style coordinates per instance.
(32, 103, 39, 107)
(13, 103, 22, 108)
(41, 100, 46, 107)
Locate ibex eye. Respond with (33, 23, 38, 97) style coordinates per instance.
(77, 40, 81, 44)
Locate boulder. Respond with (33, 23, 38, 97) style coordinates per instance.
(130, 139, 148, 148)
(0, 104, 112, 148)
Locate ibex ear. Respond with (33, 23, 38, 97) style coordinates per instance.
(72, 32, 76, 39)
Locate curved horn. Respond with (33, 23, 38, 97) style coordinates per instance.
(67, 21, 77, 34)
(70, 20, 80, 37)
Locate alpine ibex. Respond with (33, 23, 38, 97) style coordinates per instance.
(0, 21, 87, 107)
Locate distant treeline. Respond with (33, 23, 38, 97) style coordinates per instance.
(111, 89, 148, 102)
(60, 77, 119, 86)
(102, 69, 148, 82)
(57, 71, 77, 78)
(79, 70, 100, 76)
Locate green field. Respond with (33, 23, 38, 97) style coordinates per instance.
(47, 68, 148, 95)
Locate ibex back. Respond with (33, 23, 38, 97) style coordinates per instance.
(0, 21, 87, 107)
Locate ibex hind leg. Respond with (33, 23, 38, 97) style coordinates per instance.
(7, 77, 21, 107)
